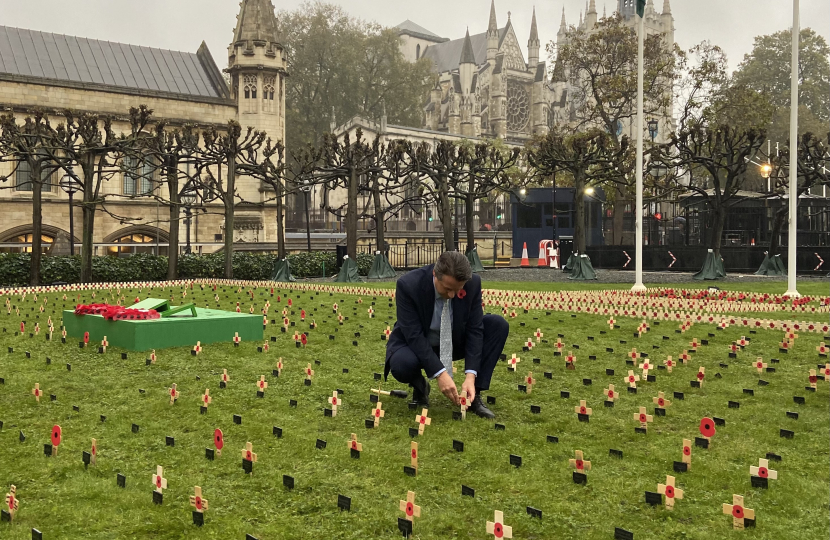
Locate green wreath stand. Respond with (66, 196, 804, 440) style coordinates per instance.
(465, 247, 485, 273)
(568, 254, 597, 280)
(754, 253, 786, 276)
(334, 256, 363, 283)
(367, 252, 396, 279)
(271, 258, 295, 282)
(692, 250, 727, 280)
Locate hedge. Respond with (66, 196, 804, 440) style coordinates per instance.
(0, 251, 378, 286)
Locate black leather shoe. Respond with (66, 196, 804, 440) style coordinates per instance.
(469, 394, 495, 419)
(412, 379, 430, 407)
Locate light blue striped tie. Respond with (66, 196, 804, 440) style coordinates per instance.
(440, 300, 452, 378)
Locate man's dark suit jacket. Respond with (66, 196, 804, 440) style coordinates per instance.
(385, 264, 484, 380)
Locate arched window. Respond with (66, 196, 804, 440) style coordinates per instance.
(416, 44, 421, 59)
(107, 232, 168, 257)
(263, 75, 276, 113)
(243, 75, 258, 113)
(0, 233, 55, 253)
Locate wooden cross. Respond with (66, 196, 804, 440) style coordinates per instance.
(415, 408, 432, 435)
(723, 494, 755, 530)
(372, 401, 385, 426)
(822, 363, 830, 380)
(241, 442, 257, 463)
(565, 352, 576, 368)
(808, 369, 818, 389)
(679, 351, 690, 364)
(5, 485, 18, 520)
(169, 384, 179, 405)
(150, 350, 157, 364)
(32, 382, 42, 403)
(152, 466, 168, 493)
(384, 326, 392, 339)
(607, 317, 616, 328)
(221, 369, 230, 385)
(368, 306, 374, 318)
(399, 491, 421, 522)
(535, 328, 543, 342)
(664, 356, 674, 373)
(262, 341, 269, 353)
(348, 433, 363, 453)
(525, 337, 534, 350)
(728, 342, 739, 355)
(657, 475, 684, 510)
(754, 358, 768, 373)
(633, 406, 654, 429)
(300, 309, 306, 320)
(696, 366, 705, 386)
(34, 323, 40, 335)
(100, 336, 108, 352)
(486, 510, 513, 539)
(190, 486, 208, 513)
(410, 441, 419, 469)
(738, 336, 748, 348)
(624, 370, 640, 388)
(604, 384, 618, 402)
(508, 354, 521, 370)
(638, 358, 652, 376)
(233, 332, 241, 346)
(257, 375, 268, 394)
(569, 450, 591, 472)
(628, 348, 639, 361)
(305, 363, 314, 381)
(818, 342, 828, 356)
(193, 342, 202, 355)
(574, 400, 592, 418)
(682, 439, 692, 469)
(328, 391, 341, 416)
(274, 358, 283, 376)
(750, 458, 777, 481)
(554, 338, 564, 352)
(524, 372, 536, 394)
(653, 391, 671, 409)
(90, 438, 97, 466)
(459, 391, 470, 419)
(202, 389, 212, 408)
(690, 338, 699, 350)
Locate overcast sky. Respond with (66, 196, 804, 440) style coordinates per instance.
(0, 0, 827, 75)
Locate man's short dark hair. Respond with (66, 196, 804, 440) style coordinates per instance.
(434, 251, 472, 282)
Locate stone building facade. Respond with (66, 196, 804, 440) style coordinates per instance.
(0, 0, 286, 256)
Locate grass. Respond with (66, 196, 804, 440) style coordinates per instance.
(0, 282, 828, 539)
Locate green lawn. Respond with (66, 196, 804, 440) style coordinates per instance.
(0, 283, 828, 539)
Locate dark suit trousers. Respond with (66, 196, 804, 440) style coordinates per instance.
(388, 314, 509, 392)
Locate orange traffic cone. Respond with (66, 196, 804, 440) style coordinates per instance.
(520, 242, 530, 267)
(537, 241, 548, 267)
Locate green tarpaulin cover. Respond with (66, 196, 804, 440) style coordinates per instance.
(334, 256, 362, 283)
(754, 253, 786, 276)
(562, 252, 576, 273)
(367, 252, 396, 279)
(569, 254, 597, 280)
(692, 250, 726, 280)
(271, 258, 295, 282)
(465, 248, 485, 273)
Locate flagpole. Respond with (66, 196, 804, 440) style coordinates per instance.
(632, 8, 646, 292)
(784, 0, 800, 297)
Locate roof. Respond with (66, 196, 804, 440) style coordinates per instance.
(422, 26, 507, 74)
(0, 26, 230, 102)
(395, 20, 447, 43)
(233, 0, 282, 47)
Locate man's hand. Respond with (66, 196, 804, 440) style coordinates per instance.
(461, 373, 476, 404)
(436, 371, 460, 405)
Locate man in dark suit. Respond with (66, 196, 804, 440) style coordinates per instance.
(385, 251, 509, 418)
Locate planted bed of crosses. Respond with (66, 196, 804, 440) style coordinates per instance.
(0, 281, 828, 539)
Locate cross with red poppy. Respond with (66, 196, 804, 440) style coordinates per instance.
(695, 367, 706, 386)
(679, 351, 690, 364)
(241, 442, 257, 463)
(653, 391, 671, 409)
(190, 486, 208, 513)
(372, 401, 385, 426)
(565, 352, 576, 368)
(293, 331, 300, 343)
(213, 429, 224, 456)
(89, 438, 97, 465)
(808, 369, 818, 389)
(607, 317, 616, 328)
(604, 384, 618, 402)
(624, 370, 640, 388)
(822, 363, 830, 380)
(459, 391, 470, 419)
(535, 328, 543, 342)
(738, 336, 748, 348)
(633, 406, 653, 429)
(415, 408, 431, 435)
(305, 363, 314, 381)
(508, 354, 521, 371)
(525, 337, 534, 350)
(750, 458, 777, 481)
(554, 338, 564, 352)
(486, 510, 513, 539)
(233, 332, 241, 346)
(32, 382, 42, 403)
(262, 341, 269, 353)
(5, 485, 18, 520)
(332, 303, 338, 312)
(368, 307, 374, 318)
(50, 425, 61, 456)
(751, 357, 768, 373)
(574, 400, 592, 418)
(193, 342, 202, 355)
(221, 369, 230, 385)
(300, 333, 308, 347)
(657, 475, 684, 510)
(328, 391, 342, 416)
(168, 384, 179, 405)
(689, 338, 699, 350)
(83, 331, 89, 346)
(202, 389, 212, 408)
(283, 317, 290, 328)
(384, 326, 392, 339)
(728, 342, 739, 354)
(300, 309, 305, 320)
(410, 441, 419, 469)
(399, 491, 421, 522)
(569, 450, 591, 472)
(150, 350, 157, 364)
(524, 373, 536, 394)
(348, 433, 363, 454)
(723, 494, 755, 530)
(699, 417, 716, 444)
(779, 338, 791, 350)
(34, 323, 40, 335)
(628, 348, 639, 361)
(818, 342, 828, 356)
(663, 356, 674, 373)
(638, 358, 652, 376)
(152, 466, 168, 493)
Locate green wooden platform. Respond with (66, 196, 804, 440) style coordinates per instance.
(62, 299, 263, 351)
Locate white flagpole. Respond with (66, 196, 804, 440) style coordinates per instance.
(632, 10, 646, 292)
(785, 0, 800, 297)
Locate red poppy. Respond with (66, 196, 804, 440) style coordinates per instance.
(214, 429, 224, 450)
(575, 459, 584, 470)
(699, 417, 716, 438)
(51, 425, 62, 446)
(411, 449, 417, 459)
(758, 467, 768, 478)
(639, 413, 647, 423)
(494, 523, 504, 538)
(405, 502, 414, 516)
(697, 371, 705, 380)
(732, 505, 744, 519)
(457, 289, 466, 299)
(665, 485, 675, 498)
(657, 398, 665, 406)
(301, 334, 308, 346)
(580, 406, 587, 414)
(683, 445, 691, 456)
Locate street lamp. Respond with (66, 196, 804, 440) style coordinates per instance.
(647, 119, 658, 143)
(59, 169, 80, 256)
(180, 187, 197, 255)
(301, 179, 313, 252)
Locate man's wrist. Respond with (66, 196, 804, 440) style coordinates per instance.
(465, 371, 477, 380)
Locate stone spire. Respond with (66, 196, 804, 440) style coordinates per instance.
(527, 7, 540, 69)
(488, 0, 498, 35)
(579, 10, 583, 27)
(560, 7, 567, 29)
(459, 28, 475, 97)
(603, 3, 607, 17)
(586, 0, 598, 28)
(662, 0, 671, 14)
(232, 0, 281, 50)
(588, 0, 597, 13)
(460, 28, 476, 66)
(487, 0, 499, 63)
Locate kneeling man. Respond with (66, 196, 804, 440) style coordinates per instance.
(385, 251, 509, 418)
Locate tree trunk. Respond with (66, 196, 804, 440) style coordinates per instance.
(611, 185, 626, 245)
(346, 168, 358, 259)
(768, 205, 787, 256)
(372, 181, 385, 251)
(573, 174, 587, 253)
(29, 161, 42, 286)
(166, 164, 180, 280)
(465, 194, 475, 250)
(438, 175, 453, 250)
(80, 156, 95, 283)
(709, 204, 726, 258)
(275, 181, 286, 259)
(223, 160, 236, 279)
